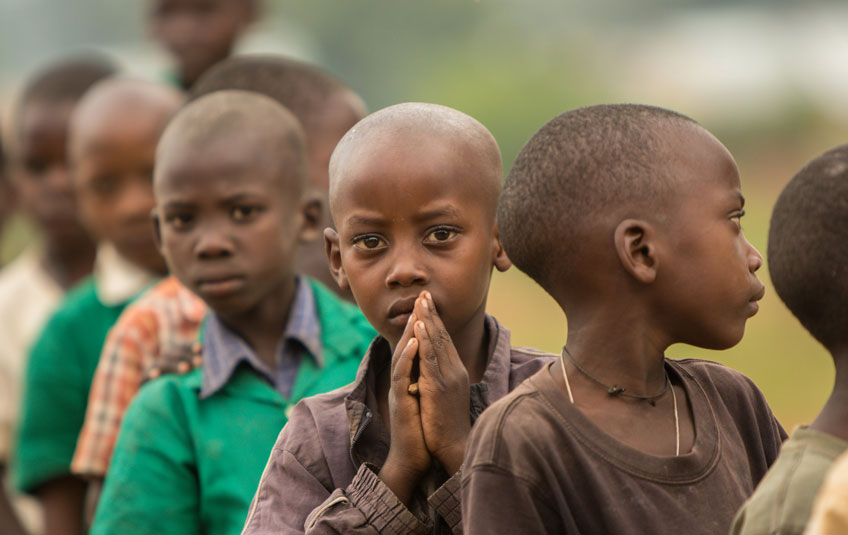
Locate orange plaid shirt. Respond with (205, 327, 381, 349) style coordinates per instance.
(72, 276, 207, 478)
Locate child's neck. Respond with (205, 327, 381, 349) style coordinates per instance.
(42, 235, 96, 290)
(218, 276, 298, 370)
(563, 309, 669, 396)
(811, 349, 848, 442)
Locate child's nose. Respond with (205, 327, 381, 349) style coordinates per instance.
(195, 231, 234, 259)
(747, 240, 763, 273)
(385, 251, 428, 288)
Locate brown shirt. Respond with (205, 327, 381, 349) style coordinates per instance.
(461, 359, 787, 535)
(242, 315, 555, 535)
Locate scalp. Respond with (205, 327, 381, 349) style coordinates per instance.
(328, 102, 502, 217)
(768, 144, 848, 352)
(69, 77, 183, 156)
(498, 103, 699, 291)
(154, 89, 307, 194)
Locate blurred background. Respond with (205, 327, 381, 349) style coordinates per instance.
(1, 0, 846, 429)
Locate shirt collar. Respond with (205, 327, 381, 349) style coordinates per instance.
(93, 242, 159, 306)
(199, 277, 323, 399)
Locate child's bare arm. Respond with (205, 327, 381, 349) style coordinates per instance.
(0, 464, 28, 535)
(39, 475, 86, 535)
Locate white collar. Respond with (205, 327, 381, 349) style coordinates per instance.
(93, 242, 158, 306)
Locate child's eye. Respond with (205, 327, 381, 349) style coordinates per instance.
(731, 210, 746, 228)
(423, 227, 458, 243)
(352, 235, 387, 250)
(232, 205, 261, 221)
(165, 213, 193, 229)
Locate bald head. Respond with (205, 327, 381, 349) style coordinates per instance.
(329, 102, 502, 218)
(155, 90, 307, 195)
(70, 78, 183, 163)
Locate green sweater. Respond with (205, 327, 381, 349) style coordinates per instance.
(92, 280, 376, 535)
(14, 277, 130, 493)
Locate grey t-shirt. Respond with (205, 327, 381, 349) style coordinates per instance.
(462, 358, 787, 535)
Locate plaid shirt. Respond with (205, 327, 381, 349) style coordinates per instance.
(200, 277, 323, 400)
(72, 276, 207, 478)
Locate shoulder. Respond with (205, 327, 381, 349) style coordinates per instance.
(672, 358, 768, 407)
(129, 370, 201, 423)
(275, 384, 352, 459)
(735, 430, 848, 534)
(469, 368, 552, 463)
(508, 346, 558, 387)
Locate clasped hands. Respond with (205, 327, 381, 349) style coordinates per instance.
(378, 291, 471, 504)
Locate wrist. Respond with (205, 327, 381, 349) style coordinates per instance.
(378, 456, 425, 505)
(435, 440, 467, 475)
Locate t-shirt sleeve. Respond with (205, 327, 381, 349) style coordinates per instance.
(13, 312, 89, 493)
(91, 378, 199, 535)
(461, 400, 561, 535)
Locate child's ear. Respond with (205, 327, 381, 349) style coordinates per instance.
(491, 223, 512, 273)
(324, 228, 350, 291)
(151, 209, 164, 254)
(614, 219, 657, 284)
(297, 193, 323, 244)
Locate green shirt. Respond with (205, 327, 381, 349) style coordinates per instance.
(732, 426, 848, 535)
(92, 280, 376, 535)
(13, 277, 130, 493)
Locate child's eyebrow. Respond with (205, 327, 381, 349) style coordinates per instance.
(413, 205, 461, 222)
(345, 214, 385, 227)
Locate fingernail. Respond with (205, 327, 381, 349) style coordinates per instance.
(417, 321, 424, 330)
(421, 298, 428, 310)
(407, 338, 417, 347)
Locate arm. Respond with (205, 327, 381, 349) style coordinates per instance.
(14, 316, 89, 534)
(72, 309, 159, 480)
(0, 464, 28, 535)
(243, 391, 431, 535)
(90, 379, 199, 535)
(461, 463, 560, 535)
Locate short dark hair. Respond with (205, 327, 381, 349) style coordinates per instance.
(16, 54, 116, 126)
(498, 103, 696, 290)
(188, 55, 356, 135)
(768, 145, 848, 351)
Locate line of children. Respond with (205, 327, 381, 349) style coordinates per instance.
(460, 104, 786, 534)
(71, 56, 366, 504)
(8, 52, 841, 535)
(241, 102, 556, 534)
(90, 91, 376, 534)
(0, 55, 116, 535)
(12, 78, 182, 535)
(732, 144, 848, 535)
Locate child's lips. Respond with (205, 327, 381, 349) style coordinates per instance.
(196, 275, 246, 298)
(387, 295, 418, 325)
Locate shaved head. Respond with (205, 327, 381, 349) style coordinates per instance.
(329, 102, 502, 220)
(155, 90, 307, 196)
(69, 78, 183, 166)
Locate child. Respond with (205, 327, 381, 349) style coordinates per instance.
(0, 55, 115, 535)
(460, 104, 786, 535)
(148, 0, 258, 89)
(190, 54, 366, 297)
(241, 103, 555, 534)
(90, 91, 376, 535)
(13, 78, 181, 535)
(731, 144, 848, 535)
(72, 55, 366, 493)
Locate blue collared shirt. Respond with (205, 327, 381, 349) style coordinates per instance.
(199, 277, 324, 400)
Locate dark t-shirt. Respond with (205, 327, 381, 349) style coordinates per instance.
(461, 358, 787, 535)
